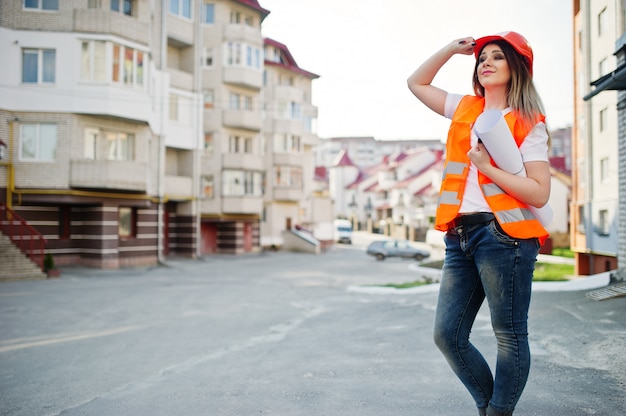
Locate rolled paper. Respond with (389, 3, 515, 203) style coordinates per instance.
(473, 110, 553, 227)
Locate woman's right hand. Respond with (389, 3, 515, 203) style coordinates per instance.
(454, 37, 476, 56)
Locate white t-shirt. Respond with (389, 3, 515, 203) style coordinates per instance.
(444, 93, 549, 214)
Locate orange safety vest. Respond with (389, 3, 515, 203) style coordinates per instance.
(435, 95, 549, 244)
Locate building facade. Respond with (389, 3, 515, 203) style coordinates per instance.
(0, 0, 324, 270)
(572, 0, 624, 275)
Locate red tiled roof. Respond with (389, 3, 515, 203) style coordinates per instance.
(332, 149, 356, 167)
(314, 166, 328, 182)
(233, 0, 270, 20)
(264, 38, 320, 79)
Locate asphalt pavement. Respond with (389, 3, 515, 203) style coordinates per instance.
(0, 232, 624, 416)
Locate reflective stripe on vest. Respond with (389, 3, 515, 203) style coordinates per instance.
(495, 207, 536, 224)
(439, 191, 461, 206)
(443, 161, 467, 176)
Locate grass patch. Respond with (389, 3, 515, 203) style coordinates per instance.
(532, 262, 572, 281)
(378, 259, 573, 289)
(377, 281, 431, 289)
(550, 247, 575, 258)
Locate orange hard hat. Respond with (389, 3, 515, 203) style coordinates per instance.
(474, 31, 534, 74)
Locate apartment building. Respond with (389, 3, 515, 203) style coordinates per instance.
(261, 38, 322, 247)
(0, 0, 325, 270)
(572, 0, 624, 275)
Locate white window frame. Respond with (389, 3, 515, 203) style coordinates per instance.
(169, 0, 191, 19)
(80, 40, 107, 83)
(105, 131, 135, 161)
(22, 48, 56, 84)
(24, 0, 58, 11)
(202, 2, 215, 24)
(84, 128, 98, 160)
(20, 123, 57, 161)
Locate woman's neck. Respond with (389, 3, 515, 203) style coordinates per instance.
(483, 89, 509, 111)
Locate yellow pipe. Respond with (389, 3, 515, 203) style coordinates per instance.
(12, 188, 184, 204)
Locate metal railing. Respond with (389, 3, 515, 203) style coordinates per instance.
(0, 202, 46, 270)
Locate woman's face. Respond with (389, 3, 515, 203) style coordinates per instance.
(476, 43, 511, 89)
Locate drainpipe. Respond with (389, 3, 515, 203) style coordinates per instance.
(194, 0, 203, 259)
(583, 0, 595, 273)
(157, 0, 167, 265)
(1, 118, 17, 209)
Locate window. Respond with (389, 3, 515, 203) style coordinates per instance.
(20, 123, 57, 161)
(22, 49, 56, 84)
(244, 96, 253, 111)
(229, 136, 240, 153)
(599, 209, 609, 235)
(202, 48, 214, 67)
(229, 93, 240, 110)
(225, 42, 261, 69)
(203, 134, 213, 155)
(599, 107, 608, 132)
(599, 57, 608, 77)
(600, 157, 609, 182)
(244, 138, 253, 153)
(112, 44, 144, 87)
(222, 170, 262, 196)
(578, 205, 586, 234)
(203, 90, 214, 108)
(202, 2, 215, 24)
(111, 0, 132, 16)
(80, 41, 106, 82)
(598, 7, 607, 35)
(274, 166, 302, 187)
(24, 0, 58, 10)
(230, 10, 241, 23)
(273, 134, 301, 153)
(291, 102, 301, 120)
(84, 128, 98, 159)
(169, 0, 191, 19)
(119, 207, 136, 238)
(201, 176, 214, 198)
(105, 131, 134, 161)
(82, 41, 144, 86)
(169, 94, 179, 120)
(244, 15, 254, 26)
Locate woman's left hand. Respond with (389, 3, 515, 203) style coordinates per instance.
(467, 141, 491, 170)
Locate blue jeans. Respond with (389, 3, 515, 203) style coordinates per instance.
(433, 220, 539, 414)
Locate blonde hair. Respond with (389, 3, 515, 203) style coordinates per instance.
(473, 40, 551, 146)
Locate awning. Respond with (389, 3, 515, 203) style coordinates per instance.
(584, 62, 626, 100)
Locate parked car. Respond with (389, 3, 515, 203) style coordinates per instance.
(366, 239, 431, 261)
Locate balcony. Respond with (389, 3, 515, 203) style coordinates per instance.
(169, 68, 194, 91)
(222, 196, 263, 214)
(70, 160, 147, 191)
(223, 109, 262, 131)
(274, 85, 303, 102)
(203, 108, 221, 132)
(273, 153, 303, 166)
(222, 153, 264, 171)
(223, 24, 262, 44)
(167, 15, 194, 46)
(223, 67, 263, 89)
(269, 118, 304, 135)
(164, 175, 193, 200)
(273, 188, 303, 202)
(73, 9, 150, 45)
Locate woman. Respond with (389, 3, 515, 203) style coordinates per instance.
(407, 32, 550, 416)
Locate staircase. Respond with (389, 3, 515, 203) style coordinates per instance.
(0, 232, 47, 281)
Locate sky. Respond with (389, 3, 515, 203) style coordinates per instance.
(259, 0, 574, 141)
